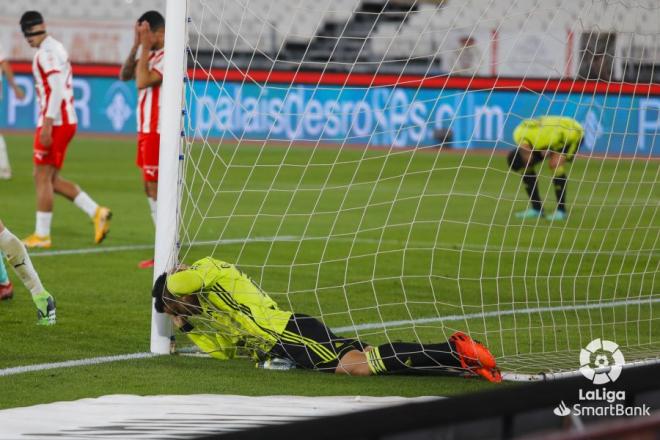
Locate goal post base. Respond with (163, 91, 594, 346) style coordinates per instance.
(502, 358, 660, 382)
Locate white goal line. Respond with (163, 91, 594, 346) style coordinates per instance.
(1, 296, 657, 378)
(0, 353, 159, 377)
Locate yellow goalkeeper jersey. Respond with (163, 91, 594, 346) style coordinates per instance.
(513, 116, 584, 160)
(167, 257, 292, 360)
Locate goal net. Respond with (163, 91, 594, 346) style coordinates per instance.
(154, 0, 660, 379)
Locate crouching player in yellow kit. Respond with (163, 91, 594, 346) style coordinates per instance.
(508, 116, 584, 221)
(152, 257, 502, 382)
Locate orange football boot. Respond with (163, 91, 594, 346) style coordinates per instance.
(450, 331, 502, 383)
(138, 259, 155, 269)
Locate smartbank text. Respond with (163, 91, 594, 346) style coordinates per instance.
(571, 388, 651, 417)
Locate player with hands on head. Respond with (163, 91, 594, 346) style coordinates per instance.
(152, 257, 502, 382)
(19, 11, 112, 249)
(119, 11, 165, 269)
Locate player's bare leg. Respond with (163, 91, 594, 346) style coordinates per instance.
(0, 220, 55, 324)
(138, 181, 158, 269)
(335, 349, 372, 376)
(53, 172, 112, 244)
(25, 165, 112, 247)
(23, 164, 56, 248)
(507, 144, 544, 219)
(546, 151, 568, 221)
(52, 173, 79, 200)
(0, 135, 11, 180)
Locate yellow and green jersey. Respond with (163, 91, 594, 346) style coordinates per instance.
(513, 116, 584, 160)
(166, 257, 292, 360)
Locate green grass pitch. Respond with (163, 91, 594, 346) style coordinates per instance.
(0, 133, 657, 409)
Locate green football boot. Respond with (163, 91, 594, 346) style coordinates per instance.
(34, 291, 56, 326)
(515, 208, 543, 219)
(545, 210, 567, 221)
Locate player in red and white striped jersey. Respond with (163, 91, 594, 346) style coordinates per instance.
(120, 10, 165, 269)
(19, 11, 112, 249)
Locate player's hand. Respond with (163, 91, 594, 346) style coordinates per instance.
(12, 86, 25, 100)
(40, 121, 53, 147)
(171, 315, 186, 328)
(172, 263, 190, 273)
(138, 21, 152, 49)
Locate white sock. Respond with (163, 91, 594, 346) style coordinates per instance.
(73, 191, 99, 218)
(0, 135, 11, 178)
(0, 228, 45, 296)
(148, 197, 157, 226)
(35, 211, 52, 237)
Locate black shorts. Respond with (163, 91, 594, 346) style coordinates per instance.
(268, 314, 367, 373)
(528, 150, 545, 166)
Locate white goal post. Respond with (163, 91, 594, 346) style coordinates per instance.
(152, 0, 660, 378)
(151, 0, 187, 354)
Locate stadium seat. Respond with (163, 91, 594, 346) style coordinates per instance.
(2, 0, 657, 66)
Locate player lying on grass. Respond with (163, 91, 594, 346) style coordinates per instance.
(0, 219, 55, 325)
(508, 116, 584, 221)
(152, 257, 502, 382)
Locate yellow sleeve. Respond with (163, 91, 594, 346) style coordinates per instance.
(513, 119, 539, 147)
(564, 138, 580, 161)
(186, 331, 238, 360)
(167, 270, 204, 296)
(166, 257, 223, 296)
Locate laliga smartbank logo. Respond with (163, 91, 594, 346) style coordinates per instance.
(553, 338, 650, 418)
(579, 338, 624, 384)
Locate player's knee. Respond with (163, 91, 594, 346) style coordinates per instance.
(33, 167, 52, 183)
(336, 350, 372, 376)
(144, 181, 157, 199)
(507, 149, 525, 172)
(547, 154, 564, 171)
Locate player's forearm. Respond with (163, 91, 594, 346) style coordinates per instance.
(119, 46, 138, 81)
(1, 61, 19, 91)
(186, 331, 237, 360)
(40, 118, 54, 145)
(565, 140, 579, 161)
(135, 47, 152, 89)
(175, 318, 235, 359)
